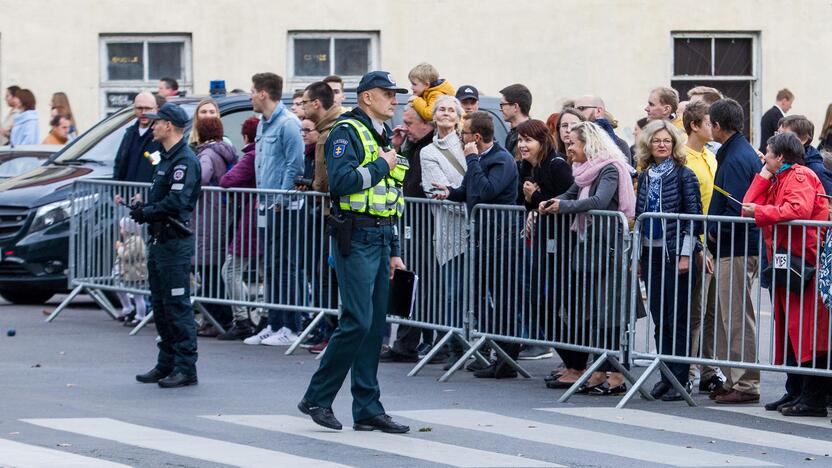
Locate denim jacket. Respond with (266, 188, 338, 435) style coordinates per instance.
(254, 102, 304, 207)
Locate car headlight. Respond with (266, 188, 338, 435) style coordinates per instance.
(28, 200, 71, 234)
(28, 194, 100, 234)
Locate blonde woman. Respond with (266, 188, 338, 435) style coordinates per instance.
(188, 98, 220, 148)
(540, 121, 636, 395)
(50, 92, 78, 139)
(635, 119, 703, 401)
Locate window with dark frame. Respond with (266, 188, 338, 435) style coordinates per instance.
(671, 35, 756, 140)
(288, 32, 378, 88)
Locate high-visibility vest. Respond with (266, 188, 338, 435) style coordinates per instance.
(336, 119, 408, 217)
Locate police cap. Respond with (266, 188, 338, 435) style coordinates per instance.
(356, 71, 408, 94)
(144, 102, 190, 128)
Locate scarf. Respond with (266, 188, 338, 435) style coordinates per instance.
(571, 153, 636, 232)
(645, 158, 674, 238)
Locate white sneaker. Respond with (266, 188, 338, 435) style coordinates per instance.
(244, 326, 276, 345)
(262, 328, 299, 346)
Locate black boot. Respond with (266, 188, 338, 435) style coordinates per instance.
(765, 393, 800, 411)
(136, 367, 170, 383)
(157, 372, 198, 388)
(218, 320, 255, 341)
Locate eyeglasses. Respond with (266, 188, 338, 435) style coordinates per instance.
(460, 130, 475, 135)
(575, 106, 598, 111)
(498, 102, 513, 108)
(650, 139, 673, 146)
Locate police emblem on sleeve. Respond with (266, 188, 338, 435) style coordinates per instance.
(332, 138, 349, 159)
(173, 169, 185, 181)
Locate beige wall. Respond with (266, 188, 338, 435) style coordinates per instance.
(1, 0, 830, 146)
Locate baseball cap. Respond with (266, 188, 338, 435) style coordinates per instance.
(356, 71, 408, 94)
(144, 102, 189, 128)
(456, 85, 479, 101)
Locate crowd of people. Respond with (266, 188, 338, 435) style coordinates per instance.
(1, 86, 80, 146)
(103, 64, 832, 417)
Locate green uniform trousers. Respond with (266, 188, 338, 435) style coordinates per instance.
(303, 225, 393, 421)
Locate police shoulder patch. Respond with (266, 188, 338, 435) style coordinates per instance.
(332, 138, 349, 159)
(173, 169, 186, 181)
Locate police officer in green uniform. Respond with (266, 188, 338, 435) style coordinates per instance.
(129, 103, 202, 388)
(298, 71, 411, 433)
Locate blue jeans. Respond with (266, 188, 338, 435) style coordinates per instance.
(265, 208, 304, 332)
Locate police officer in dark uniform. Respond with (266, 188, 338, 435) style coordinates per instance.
(130, 103, 202, 388)
(298, 71, 411, 433)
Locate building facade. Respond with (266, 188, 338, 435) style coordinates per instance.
(1, 0, 829, 148)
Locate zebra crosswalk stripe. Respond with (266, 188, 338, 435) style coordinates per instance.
(709, 406, 832, 430)
(20, 417, 352, 468)
(394, 409, 775, 467)
(0, 437, 130, 468)
(203, 414, 561, 468)
(544, 407, 831, 457)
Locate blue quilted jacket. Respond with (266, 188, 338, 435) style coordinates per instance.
(636, 164, 703, 257)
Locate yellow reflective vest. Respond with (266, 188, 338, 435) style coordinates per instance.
(337, 118, 408, 217)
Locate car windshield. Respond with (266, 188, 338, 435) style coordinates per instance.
(0, 156, 44, 177)
(52, 104, 197, 163)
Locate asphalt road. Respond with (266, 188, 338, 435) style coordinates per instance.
(1, 295, 831, 468)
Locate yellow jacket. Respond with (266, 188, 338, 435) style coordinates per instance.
(684, 145, 718, 214)
(412, 80, 455, 121)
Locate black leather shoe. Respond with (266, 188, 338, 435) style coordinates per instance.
(765, 393, 799, 411)
(442, 353, 464, 371)
(353, 414, 410, 433)
(157, 372, 198, 388)
(473, 361, 518, 379)
(650, 381, 671, 399)
(466, 358, 491, 372)
(136, 368, 170, 384)
(662, 382, 692, 402)
(298, 400, 342, 430)
(217, 321, 255, 341)
(780, 402, 828, 417)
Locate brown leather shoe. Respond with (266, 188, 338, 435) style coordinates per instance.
(714, 389, 760, 404)
(708, 386, 730, 400)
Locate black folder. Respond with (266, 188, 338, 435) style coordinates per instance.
(388, 269, 418, 318)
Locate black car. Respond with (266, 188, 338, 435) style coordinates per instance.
(0, 92, 508, 305)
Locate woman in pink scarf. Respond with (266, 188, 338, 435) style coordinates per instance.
(539, 121, 636, 396)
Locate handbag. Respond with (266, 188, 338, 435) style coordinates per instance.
(761, 248, 816, 293)
(817, 229, 832, 311)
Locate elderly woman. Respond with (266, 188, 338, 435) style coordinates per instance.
(635, 119, 703, 401)
(742, 132, 831, 417)
(540, 121, 636, 395)
(421, 95, 467, 368)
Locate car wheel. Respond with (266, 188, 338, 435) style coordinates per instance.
(0, 288, 56, 305)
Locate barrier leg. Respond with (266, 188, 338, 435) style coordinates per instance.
(615, 357, 660, 408)
(657, 360, 696, 407)
(439, 335, 486, 383)
(45, 285, 85, 323)
(128, 311, 155, 336)
(558, 352, 610, 403)
(408, 329, 454, 377)
(605, 355, 654, 402)
(87, 288, 120, 320)
(286, 310, 326, 356)
(486, 338, 531, 379)
(194, 301, 226, 335)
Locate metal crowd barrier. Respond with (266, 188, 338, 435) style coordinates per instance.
(624, 212, 832, 408)
(395, 197, 474, 377)
(441, 204, 645, 398)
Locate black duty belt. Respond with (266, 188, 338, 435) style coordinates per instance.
(344, 213, 397, 227)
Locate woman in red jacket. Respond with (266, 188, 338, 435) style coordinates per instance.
(742, 132, 831, 417)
